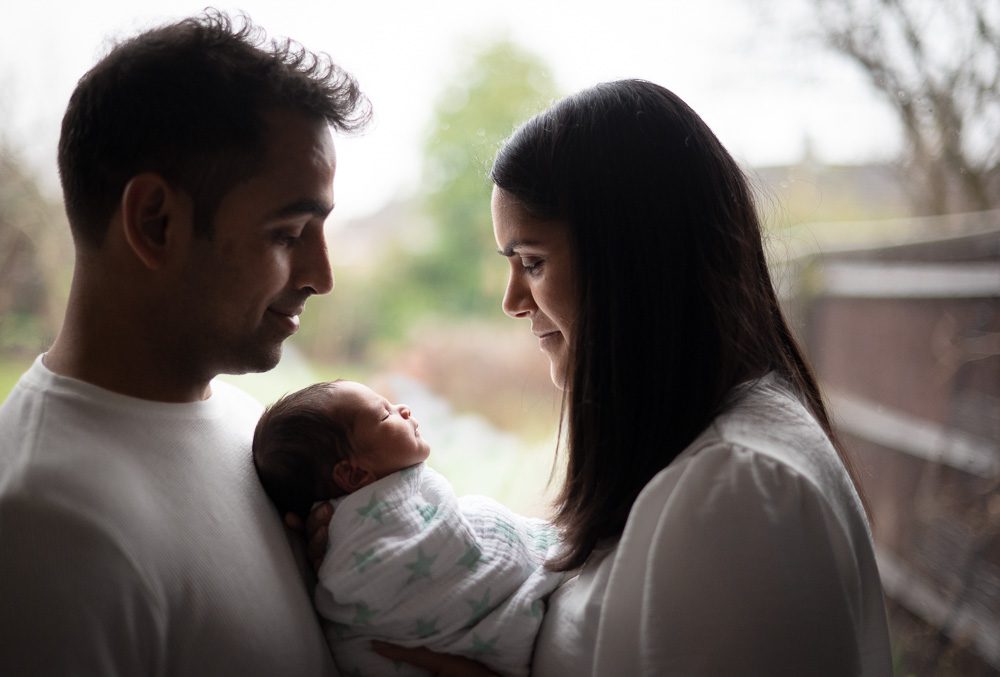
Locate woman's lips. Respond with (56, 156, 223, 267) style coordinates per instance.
(535, 331, 560, 348)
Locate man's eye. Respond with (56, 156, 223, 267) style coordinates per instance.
(272, 226, 305, 245)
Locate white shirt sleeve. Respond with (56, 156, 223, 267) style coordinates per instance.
(0, 496, 166, 675)
(595, 442, 867, 676)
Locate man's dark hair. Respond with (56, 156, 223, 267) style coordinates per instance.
(253, 381, 356, 519)
(58, 9, 371, 248)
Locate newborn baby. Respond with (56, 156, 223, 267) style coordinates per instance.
(253, 380, 561, 677)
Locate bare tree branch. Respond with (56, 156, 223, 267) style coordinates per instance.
(812, 0, 1000, 214)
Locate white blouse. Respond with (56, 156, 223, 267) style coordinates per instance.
(532, 376, 892, 676)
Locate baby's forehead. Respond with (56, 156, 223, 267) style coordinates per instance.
(329, 381, 385, 421)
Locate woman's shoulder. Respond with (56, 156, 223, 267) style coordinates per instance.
(674, 376, 842, 488)
(631, 374, 866, 537)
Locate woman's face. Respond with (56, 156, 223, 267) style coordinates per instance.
(491, 186, 577, 389)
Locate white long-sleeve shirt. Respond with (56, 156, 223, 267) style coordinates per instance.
(0, 356, 336, 676)
(532, 375, 892, 677)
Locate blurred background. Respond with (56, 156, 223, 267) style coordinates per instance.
(1, 0, 997, 674)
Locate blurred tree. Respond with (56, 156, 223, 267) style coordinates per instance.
(812, 0, 999, 214)
(0, 143, 71, 355)
(409, 39, 559, 315)
(287, 40, 560, 365)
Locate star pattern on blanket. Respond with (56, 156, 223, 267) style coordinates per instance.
(404, 546, 437, 585)
(456, 543, 482, 571)
(352, 602, 379, 626)
(469, 632, 499, 657)
(532, 526, 555, 552)
(417, 502, 439, 528)
(466, 588, 492, 625)
(327, 620, 351, 639)
(490, 517, 520, 545)
(357, 494, 387, 524)
(414, 617, 439, 639)
(527, 599, 544, 618)
(353, 547, 381, 573)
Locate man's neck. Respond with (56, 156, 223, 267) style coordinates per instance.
(46, 299, 212, 403)
(44, 345, 213, 403)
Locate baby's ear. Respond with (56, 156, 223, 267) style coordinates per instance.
(332, 460, 376, 494)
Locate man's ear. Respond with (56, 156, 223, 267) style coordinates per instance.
(332, 460, 377, 494)
(120, 173, 185, 270)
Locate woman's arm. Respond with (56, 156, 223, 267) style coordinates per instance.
(597, 443, 870, 676)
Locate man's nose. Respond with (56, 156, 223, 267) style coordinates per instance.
(297, 233, 334, 295)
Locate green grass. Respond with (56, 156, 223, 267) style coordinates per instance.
(0, 357, 34, 403)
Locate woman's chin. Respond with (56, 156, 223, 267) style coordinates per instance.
(549, 362, 569, 391)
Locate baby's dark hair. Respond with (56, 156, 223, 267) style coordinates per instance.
(253, 381, 355, 519)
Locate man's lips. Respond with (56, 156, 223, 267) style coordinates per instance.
(267, 306, 303, 331)
(269, 306, 304, 318)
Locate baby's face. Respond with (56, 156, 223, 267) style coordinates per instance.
(331, 381, 431, 479)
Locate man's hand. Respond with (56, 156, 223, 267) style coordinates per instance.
(284, 502, 333, 572)
(372, 642, 498, 676)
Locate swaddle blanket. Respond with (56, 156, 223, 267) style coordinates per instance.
(315, 463, 562, 677)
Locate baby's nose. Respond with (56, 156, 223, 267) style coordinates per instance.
(398, 404, 411, 419)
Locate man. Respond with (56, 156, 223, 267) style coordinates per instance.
(0, 11, 369, 674)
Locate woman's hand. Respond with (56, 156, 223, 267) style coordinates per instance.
(284, 502, 333, 572)
(372, 642, 498, 676)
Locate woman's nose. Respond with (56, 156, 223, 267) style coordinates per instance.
(502, 271, 532, 319)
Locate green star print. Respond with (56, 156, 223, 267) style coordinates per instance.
(404, 546, 437, 585)
(456, 543, 482, 571)
(357, 494, 387, 524)
(353, 548, 381, 574)
(352, 602, 378, 626)
(470, 632, 499, 657)
(466, 588, 492, 625)
(414, 617, 439, 639)
(417, 503, 438, 527)
(491, 517, 519, 545)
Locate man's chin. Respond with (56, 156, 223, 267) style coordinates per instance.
(216, 344, 284, 376)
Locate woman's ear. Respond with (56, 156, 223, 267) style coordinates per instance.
(120, 173, 184, 270)
(332, 460, 377, 494)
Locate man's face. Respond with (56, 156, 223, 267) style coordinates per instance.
(177, 110, 337, 377)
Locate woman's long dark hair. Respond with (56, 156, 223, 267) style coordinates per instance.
(491, 79, 864, 572)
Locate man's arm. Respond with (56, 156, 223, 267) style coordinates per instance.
(0, 496, 164, 675)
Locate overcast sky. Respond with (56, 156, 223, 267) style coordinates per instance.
(0, 0, 900, 220)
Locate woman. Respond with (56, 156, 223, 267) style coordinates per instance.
(312, 79, 893, 675)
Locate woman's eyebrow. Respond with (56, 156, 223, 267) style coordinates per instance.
(498, 239, 541, 257)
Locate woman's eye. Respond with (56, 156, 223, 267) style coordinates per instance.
(521, 258, 543, 274)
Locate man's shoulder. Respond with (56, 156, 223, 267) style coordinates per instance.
(210, 378, 264, 417)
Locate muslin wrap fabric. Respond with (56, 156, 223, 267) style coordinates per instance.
(315, 464, 563, 677)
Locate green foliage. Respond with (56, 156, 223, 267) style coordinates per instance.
(301, 39, 561, 365)
(0, 356, 32, 402)
(411, 40, 559, 315)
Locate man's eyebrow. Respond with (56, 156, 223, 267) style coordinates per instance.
(269, 199, 334, 221)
